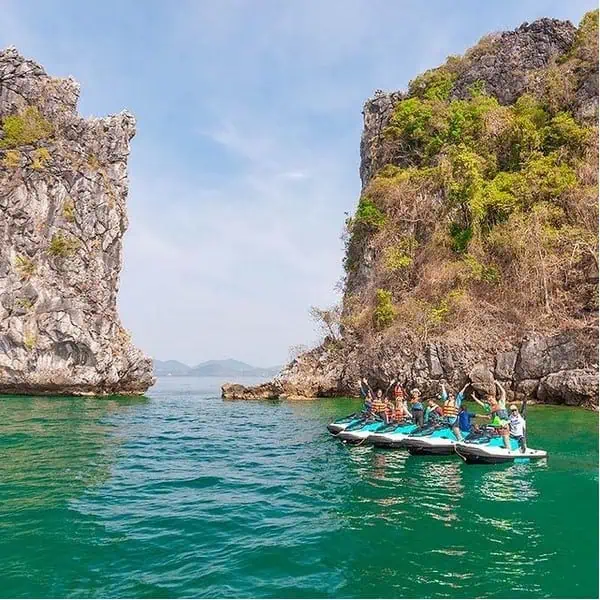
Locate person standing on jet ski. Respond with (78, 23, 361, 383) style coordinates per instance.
(440, 381, 470, 441)
(508, 403, 527, 452)
(472, 381, 511, 449)
(409, 388, 424, 427)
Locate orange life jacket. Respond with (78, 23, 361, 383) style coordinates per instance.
(372, 399, 386, 413)
(442, 399, 459, 418)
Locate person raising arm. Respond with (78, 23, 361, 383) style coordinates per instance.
(441, 381, 469, 441)
(359, 378, 374, 414)
(409, 388, 424, 427)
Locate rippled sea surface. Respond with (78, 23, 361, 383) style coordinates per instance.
(0, 376, 598, 598)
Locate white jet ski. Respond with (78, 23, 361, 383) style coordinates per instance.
(369, 420, 418, 448)
(455, 433, 548, 464)
(401, 423, 463, 455)
(336, 417, 387, 444)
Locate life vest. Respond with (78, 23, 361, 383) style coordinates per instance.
(372, 399, 386, 413)
(394, 401, 407, 418)
(442, 400, 459, 418)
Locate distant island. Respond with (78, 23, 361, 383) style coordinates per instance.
(153, 359, 282, 378)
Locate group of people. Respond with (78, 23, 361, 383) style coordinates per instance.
(358, 377, 527, 451)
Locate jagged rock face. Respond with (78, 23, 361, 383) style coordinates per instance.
(450, 19, 576, 104)
(224, 331, 598, 407)
(0, 48, 154, 395)
(360, 19, 580, 189)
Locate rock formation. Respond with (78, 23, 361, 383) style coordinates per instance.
(224, 14, 599, 408)
(0, 48, 154, 395)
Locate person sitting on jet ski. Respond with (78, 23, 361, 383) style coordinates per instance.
(508, 404, 527, 452)
(384, 398, 393, 423)
(472, 381, 511, 449)
(371, 388, 388, 419)
(440, 381, 469, 441)
(394, 396, 412, 421)
(424, 397, 443, 424)
(456, 404, 484, 435)
(382, 381, 396, 424)
(391, 380, 411, 422)
(409, 388, 424, 427)
(393, 379, 405, 403)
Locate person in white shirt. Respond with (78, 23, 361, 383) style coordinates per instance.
(508, 404, 527, 452)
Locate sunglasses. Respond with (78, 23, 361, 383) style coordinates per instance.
(510, 408, 518, 412)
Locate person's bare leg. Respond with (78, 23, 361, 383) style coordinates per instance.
(452, 425, 462, 441)
(503, 431, 511, 450)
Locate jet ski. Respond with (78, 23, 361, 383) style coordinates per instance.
(401, 422, 464, 455)
(369, 419, 418, 448)
(336, 417, 386, 444)
(326, 412, 364, 435)
(455, 429, 548, 464)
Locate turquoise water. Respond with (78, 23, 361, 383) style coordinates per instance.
(0, 376, 598, 598)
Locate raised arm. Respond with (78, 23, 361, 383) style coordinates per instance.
(359, 380, 369, 399)
(362, 377, 374, 395)
(440, 382, 448, 401)
(384, 379, 396, 397)
(471, 390, 486, 409)
(495, 381, 506, 406)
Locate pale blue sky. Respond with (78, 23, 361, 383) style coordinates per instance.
(1, 0, 595, 366)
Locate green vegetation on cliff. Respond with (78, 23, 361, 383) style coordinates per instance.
(344, 11, 598, 340)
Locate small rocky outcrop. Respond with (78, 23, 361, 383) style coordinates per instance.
(0, 48, 154, 395)
(222, 382, 282, 401)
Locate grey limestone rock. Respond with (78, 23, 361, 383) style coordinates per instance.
(537, 369, 599, 406)
(0, 48, 154, 395)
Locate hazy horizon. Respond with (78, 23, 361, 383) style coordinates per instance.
(1, 0, 595, 366)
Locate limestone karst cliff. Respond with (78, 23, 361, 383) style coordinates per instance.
(223, 13, 599, 407)
(0, 48, 154, 395)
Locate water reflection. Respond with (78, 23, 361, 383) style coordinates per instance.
(477, 463, 539, 502)
(416, 459, 464, 525)
(370, 450, 409, 480)
(0, 395, 147, 511)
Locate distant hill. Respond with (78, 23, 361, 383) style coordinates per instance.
(153, 359, 281, 378)
(153, 360, 192, 376)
